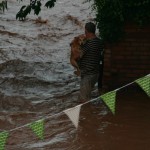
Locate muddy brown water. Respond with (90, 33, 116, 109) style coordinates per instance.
(0, 0, 150, 150)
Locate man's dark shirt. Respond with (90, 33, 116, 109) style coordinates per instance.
(80, 37, 104, 76)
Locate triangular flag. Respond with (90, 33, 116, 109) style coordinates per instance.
(0, 131, 9, 150)
(136, 76, 150, 97)
(64, 105, 81, 129)
(100, 91, 116, 115)
(29, 119, 44, 140)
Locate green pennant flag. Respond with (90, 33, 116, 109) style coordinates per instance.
(100, 91, 116, 115)
(29, 119, 44, 140)
(0, 131, 9, 150)
(136, 76, 150, 97)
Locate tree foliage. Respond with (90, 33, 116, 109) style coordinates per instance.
(16, 0, 56, 20)
(45, 0, 56, 8)
(1, 0, 56, 20)
(86, 0, 150, 43)
(0, 0, 7, 12)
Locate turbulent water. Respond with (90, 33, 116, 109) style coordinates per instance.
(0, 0, 150, 150)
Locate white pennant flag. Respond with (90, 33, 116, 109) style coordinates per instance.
(64, 105, 81, 129)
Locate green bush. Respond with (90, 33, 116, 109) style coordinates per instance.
(87, 0, 150, 43)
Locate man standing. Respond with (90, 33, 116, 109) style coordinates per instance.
(78, 22, 104, 103)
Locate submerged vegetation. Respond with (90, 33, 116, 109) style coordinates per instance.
(0, 0, 56, 20)
(16, 0, 56, 20)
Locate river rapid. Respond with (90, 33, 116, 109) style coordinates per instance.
(0, 0, 150, 150)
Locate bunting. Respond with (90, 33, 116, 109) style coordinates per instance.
(29, 119, 44, 140)
(135, 75, 150, 97)
(0, 74, 149, 149)
(0, 131, 8, 150)
(64, 105, 81, 129)
(100, 91, 116, 115)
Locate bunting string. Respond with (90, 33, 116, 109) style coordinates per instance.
(3, 74, 150, 132)
(2, 74, 150, 132)
(116, 74, 150, 92)
(0, 74, 149, 149)
(9, 111, 64, 132)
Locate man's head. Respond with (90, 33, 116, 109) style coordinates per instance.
(85, 22, 96, 34)
(85, 22, 96, 39)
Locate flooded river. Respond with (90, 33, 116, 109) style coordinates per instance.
(0, 0, 150, 149)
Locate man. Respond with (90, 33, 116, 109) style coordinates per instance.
(78, 22, 104, 103)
